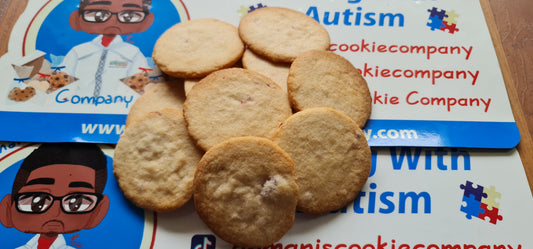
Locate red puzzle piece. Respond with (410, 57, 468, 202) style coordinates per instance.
(440, 21, 460, 34)
(479, 203, 503, 224)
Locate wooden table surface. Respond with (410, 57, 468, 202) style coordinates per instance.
(1, 0, 533, 194)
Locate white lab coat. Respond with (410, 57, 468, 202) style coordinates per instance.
(61, 35, 148, 97)
(16, 234, 75, 249)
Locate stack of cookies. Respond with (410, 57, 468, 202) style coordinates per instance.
(113, 6, 372, 248)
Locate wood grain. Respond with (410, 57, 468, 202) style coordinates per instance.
(0, 1, 532, 193)
(482, 0, 533, 194)
(0, 0, 27, 56)
(487, 0, 533, 142)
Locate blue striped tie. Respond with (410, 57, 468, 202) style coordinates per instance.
(94, 49, 108, 97)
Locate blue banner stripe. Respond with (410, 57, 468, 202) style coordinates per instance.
(364, 119, 520, 148)
(0, 111, 126, 143)
(0, 111, 521, 148)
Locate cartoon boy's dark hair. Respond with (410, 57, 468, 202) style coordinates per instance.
(11, 143, 107, 200)
(79, 0, 152, 12)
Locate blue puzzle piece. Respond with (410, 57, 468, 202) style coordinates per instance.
(249, 3, 267, 13)
(460, 181, 487, 201)
(428, 7, 448, 20)
(427, 15, 445, 31)
(460, 194, 485, 219)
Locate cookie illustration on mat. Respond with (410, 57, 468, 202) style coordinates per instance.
(8, 87, 36, 102)
(26, 80, 50, 92)
(124, 72, 151, 93)
(47, 71, 72, 91)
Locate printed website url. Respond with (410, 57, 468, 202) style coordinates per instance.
(363, 128, 419, 140)
(81, 124, 418, 140)
(232, 235, 522, 249)
(81, 123, 125, 135)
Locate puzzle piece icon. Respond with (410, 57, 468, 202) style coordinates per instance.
(427, 15, 445, 31)
(440, 21, 460, 34)
(428, 7, 448, 20)
(460, 181, 487, 201)
(237, 6, 250, 17)
(249, 3, 267, 13)
(461, 194, 485, 219)
(479, 203, 503, 224)
(481, 185, 501, 210)
(443, 10, 459, 24)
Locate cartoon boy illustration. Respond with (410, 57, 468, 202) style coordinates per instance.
(0, 143, 109, 249)
(61, 0, 155, 98)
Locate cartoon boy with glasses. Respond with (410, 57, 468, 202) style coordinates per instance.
(61, 0, 154, 98)
(0, 143, 109, 249)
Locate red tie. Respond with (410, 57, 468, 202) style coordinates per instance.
(101, 36, 114, 47)
(37, 235, 56, 249)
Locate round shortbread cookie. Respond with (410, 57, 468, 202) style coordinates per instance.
(126, 79, 186, 127)
(183, 68, 292, 151)
(184, 62, 244, 96)
(272, 107, 371, 215)
(242, 48, 290, 92)
(239, 7, 330, 63)
(153, 18, 244, 78)
(114, 109, 203, 212)
(287, 50, 372, 128)
(183, 78, 201, 96)
(194, 137, 298, 247)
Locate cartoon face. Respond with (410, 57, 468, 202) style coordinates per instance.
(0, 164, 109, 236)
(69, 0, 154, 36)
